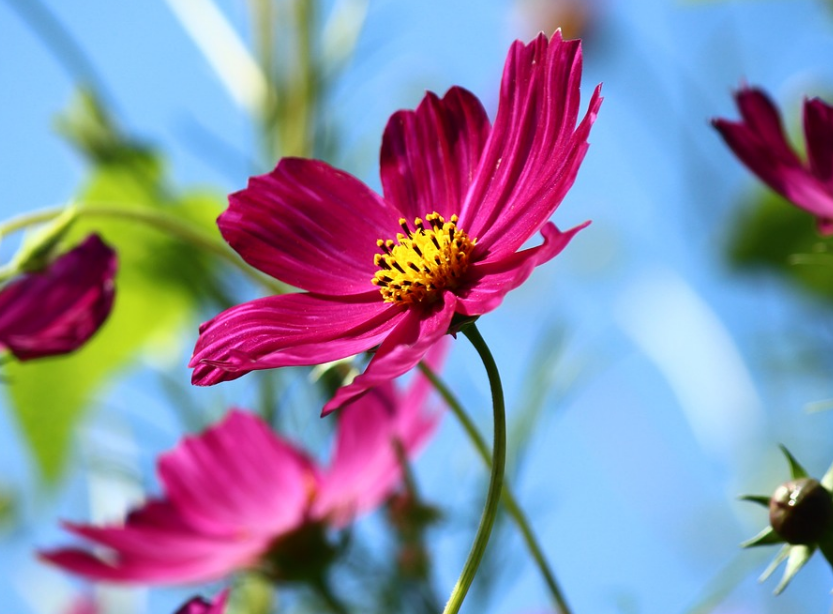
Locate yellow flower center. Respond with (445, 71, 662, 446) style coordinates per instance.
(372, 212, 476, 305)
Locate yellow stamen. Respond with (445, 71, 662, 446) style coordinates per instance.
(372, 212, 476, 305)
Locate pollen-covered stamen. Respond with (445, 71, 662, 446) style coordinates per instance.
(372, 212, 476, 305)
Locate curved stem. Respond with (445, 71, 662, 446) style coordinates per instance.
(0, 208, 67, 238)
(419, 361, 573, 614)
(0, 204, 286, 295)
(441, 323, 506, 614)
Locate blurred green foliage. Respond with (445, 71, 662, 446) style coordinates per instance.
(729, 189, 833, 303)
(3, 91, 230, 483)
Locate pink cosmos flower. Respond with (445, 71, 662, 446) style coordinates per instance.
(0, 233, 116, 360)
(64, 590, 229, 614)
(713, 86, 833, 233)
(174, 590, 230, 614)
(65, 595, 97, 614)
(190, 30, 602, 414)
(40, 362, 442, 584)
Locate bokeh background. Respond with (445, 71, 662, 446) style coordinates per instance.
(3, 0, 833, 613)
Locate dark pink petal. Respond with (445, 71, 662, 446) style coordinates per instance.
(174, 589, 230, 614)
(40, 411, 326, 585)
(804, 97, 833, 186)
(713, 87, 804, 191)
(380, 87, 491, 222)
(713, 89, 833, 223)
(460, 32, 601, 258)
(734, 87, 802, 163)
(158, 410, 315, 537)
(715, 116, 833, 219)
(40, 514, 264, 584)
(0, 234, 116, 360)
(40, 540, 256, 584)
(321, 294, 457, 414)
(190, 292, 405, 385)
(313, 344, 444, 525)
(222, 158, 402, 295)
(457, 221, 587, 316)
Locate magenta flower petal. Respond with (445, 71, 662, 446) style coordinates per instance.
(804, 97, 833, 185)
(191, 292, 405, 385)
(175, 590, 230, 614)
(460, 32, 601, 258)
(0, 234, 116, 360)
(713, 87, 833, 232)
(313, 344, 445, 524)
(457, 221, 588, 317)
(157, 409, 315, 536)
(40, 411, 313, 585)
(380, 86, 491, 222)
(223, 158, 402, 295)
(321, 295, 457, 415)
(42, 518, 262, 584)
(41, 544, 252, 584)
(734, 88, 802, 163)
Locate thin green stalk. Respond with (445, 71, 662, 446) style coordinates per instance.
(0, 208, 69, 238)
(0, 205, 286, 294)
(419, 361, 573, 614)
(441, 324, 506, 614)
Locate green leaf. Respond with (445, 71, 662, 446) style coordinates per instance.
(728, 189, 833, 304)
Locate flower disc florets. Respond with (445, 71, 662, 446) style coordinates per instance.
(372, 212, 476, 305)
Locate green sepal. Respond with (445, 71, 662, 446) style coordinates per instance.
(779, 445, 809, 480)
(774, 545, 815, 595)
(758, 544, 792, 582)
(759, 544, 790, 582)
(821, 461, 833, 492)
(741, 526, 783, 548)
(10, 205, 78, 273)
(739, 494, 771, 508)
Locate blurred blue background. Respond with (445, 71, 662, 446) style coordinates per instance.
(3, 0, 833, 613)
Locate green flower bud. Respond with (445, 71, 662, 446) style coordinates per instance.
(769, 477, 833, 545)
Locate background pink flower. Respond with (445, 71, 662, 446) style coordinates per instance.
(0, 234, 117, 360)
(174, 589, 229, 614)
(713, 86, 833, 233)
(40, 358, 443, 585)
(190, 30, 602, 414)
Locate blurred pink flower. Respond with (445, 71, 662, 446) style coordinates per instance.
(174, 589, 229, 614)
(713, 86, 833, 233)
(190, 30, 601, 414)
(0, 234, 116, 360)
(41, 359, 442, 584)
(65, 595, 97, 614)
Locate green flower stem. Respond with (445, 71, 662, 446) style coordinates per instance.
(441, 323, 506, 614)
(0, 204, 286, 294)
(419, 360, 573, 614)
(0, 208, 67, 238)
